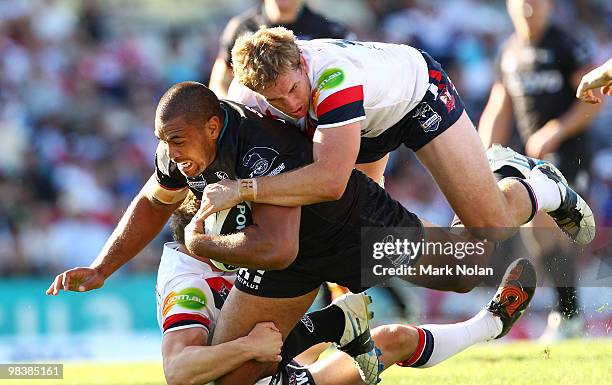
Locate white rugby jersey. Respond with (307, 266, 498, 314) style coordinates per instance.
(155, 242, 235, 337)
(156, 243, 275, 385)
(228, 39, 430, 138)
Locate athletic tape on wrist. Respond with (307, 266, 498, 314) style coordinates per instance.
(239, 178, 257, 201)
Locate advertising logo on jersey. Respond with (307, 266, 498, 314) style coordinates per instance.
(412, 102, 441, 133)
(300, 315, 315, 333)
(313, 67, 345, 106)
(187, 175, 207, 191)
(162, 287, 208, 317)
(242, 147, 282, 177)
(439, 87, 456, 113)
(215, 171, 229, 180)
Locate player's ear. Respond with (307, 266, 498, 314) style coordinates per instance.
(299, 54, 308, 74)
(205, 115, 222, 140)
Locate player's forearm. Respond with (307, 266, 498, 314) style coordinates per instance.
(90, 193, 177, 279)
(479, 112, 511, 148)
(185, 224, 296, 270)
(165, 337, 255, 385)
(554, 100, 602, 140)
(254, 160, 351, 206)
(478, 82, 513, 148)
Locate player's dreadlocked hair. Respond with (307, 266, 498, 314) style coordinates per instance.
(232, 26, 302, 91)
(155, 81, 222, 130)
(169, 192, 200, 245)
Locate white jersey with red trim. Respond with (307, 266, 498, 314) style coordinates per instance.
(156, 243, 274, 385)
(228, 39, 430, 138)
(155, 242, 235, 337)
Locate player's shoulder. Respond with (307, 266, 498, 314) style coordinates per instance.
(222, 6, 262, 39)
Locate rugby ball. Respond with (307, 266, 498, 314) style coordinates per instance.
(204, 202, 253, 272)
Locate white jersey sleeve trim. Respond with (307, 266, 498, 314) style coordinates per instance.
(316, 115, 366, 129)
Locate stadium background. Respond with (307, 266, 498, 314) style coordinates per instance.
(0, 0, 610, 365)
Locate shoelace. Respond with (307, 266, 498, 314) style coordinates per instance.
(488, 291, 516, 314)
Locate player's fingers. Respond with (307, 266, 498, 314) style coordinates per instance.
(259, 321, 279, 331)
(61, 270, 80, 291)
(52, 273, 65, 295)
(580, 90, 599, 104)
(46, 275, 61, 295)
(198, 206, 214, 221)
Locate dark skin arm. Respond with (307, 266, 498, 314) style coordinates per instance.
(47, 175, 184, 294)
(185, 203, 301, 270)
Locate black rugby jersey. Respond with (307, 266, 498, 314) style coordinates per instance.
(497, 23, 592, 165)
(218, 4, 351, 67)
(155, 100, 385, 259)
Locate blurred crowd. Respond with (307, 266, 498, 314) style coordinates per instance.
(0, 0, 610, 275)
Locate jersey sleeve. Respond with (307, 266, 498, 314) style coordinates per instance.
(155, 142, 188, 191)
(157, 275, 216, 335)
(311, 60, 366, 128)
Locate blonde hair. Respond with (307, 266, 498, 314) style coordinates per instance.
(231, 26, 301, 91)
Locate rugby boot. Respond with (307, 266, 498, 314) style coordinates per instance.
(486, 258, 536, 339)
(486, 144, 596, 244)
(333, 292, 381, 385)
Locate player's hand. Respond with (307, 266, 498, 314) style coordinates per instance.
(576, 63, 612, 104)
(184, 212, 206, 254)
(198, 179, 241, 220)
(46, 267, 105, 295)
(525, 120, 562, 159)
(246, 322, 283, 363)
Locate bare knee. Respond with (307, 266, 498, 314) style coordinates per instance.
(374, 325, 419, 362)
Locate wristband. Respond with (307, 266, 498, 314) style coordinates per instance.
(239, 178, 257, 201)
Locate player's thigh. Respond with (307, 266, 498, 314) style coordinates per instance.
(213, 287, 319, 343)
(211, 287, 319, 385)
(416, 110, 507, 228)
(355, 153, 389, 184)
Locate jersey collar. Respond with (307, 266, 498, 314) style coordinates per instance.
(217, 106, 229, 145)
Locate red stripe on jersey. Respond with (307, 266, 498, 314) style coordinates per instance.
(163, 313, 210, 331)
(428, 70, 442, 82)
(398, 326, 426, 367)
(316, 85, 364, 118)
(205, 277, 234, 293)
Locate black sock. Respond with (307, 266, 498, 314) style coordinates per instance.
(509, 177, 538, 222)
(542, 246, 579, 318)
(280, 304, 345, 367)
(556, 286, 578, 318)
(272, 361, 317, 385)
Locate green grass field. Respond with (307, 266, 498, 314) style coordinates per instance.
(23, 339, 611, 385)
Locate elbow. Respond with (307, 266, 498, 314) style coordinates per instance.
(321, 174, 349, 201)
(165, 371, 208, 385)
(164, 367, 187, 385)
(266, 239, 298, 270)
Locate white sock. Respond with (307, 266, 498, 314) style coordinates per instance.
(525, 168, 563, 212)
(405, 310, 502, 368)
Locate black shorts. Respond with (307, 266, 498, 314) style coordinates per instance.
(356, 50, 466, 164)
(234, 177, 424, 298)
